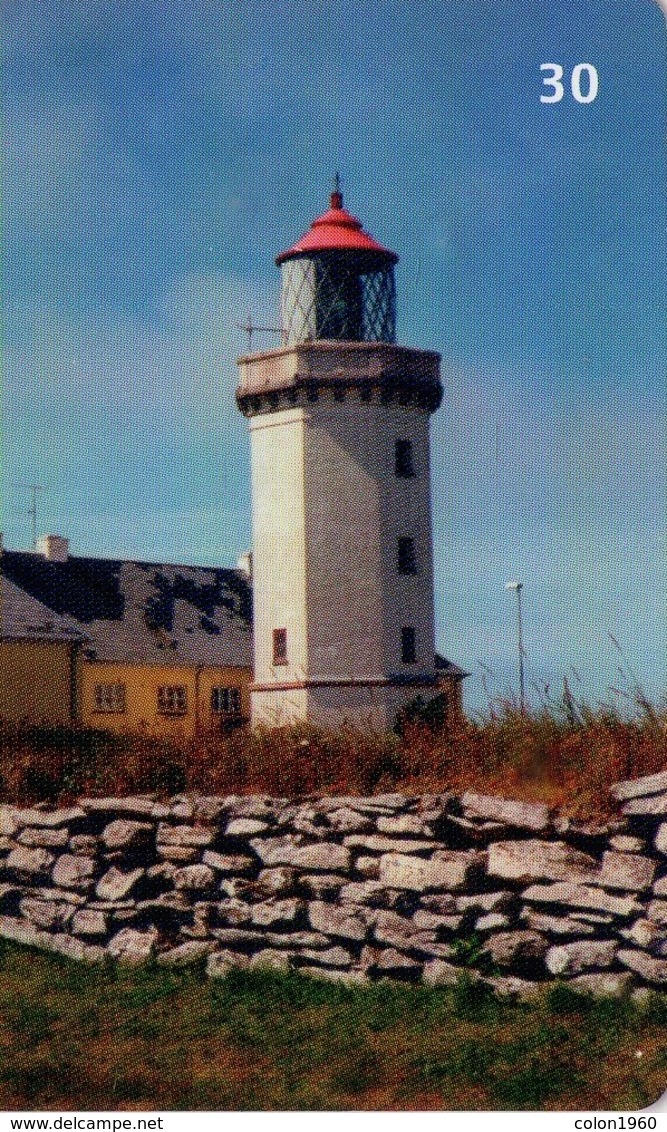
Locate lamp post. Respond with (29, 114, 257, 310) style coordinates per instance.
(505, 580, 525, 713)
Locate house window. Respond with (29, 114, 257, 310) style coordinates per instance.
(395, 438, 415, 478)
(397, 537, 417, 575)
(273, 628, 288, 666)
(157, 685, 188, 715)
(211, 686, 242, 715)
(94, 683, 126, 713)
(401, 627, 417, 664)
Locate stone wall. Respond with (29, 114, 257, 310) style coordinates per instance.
(2, 771, 667, 998)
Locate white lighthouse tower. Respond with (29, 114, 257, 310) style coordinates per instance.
(236, 184, 444, 729)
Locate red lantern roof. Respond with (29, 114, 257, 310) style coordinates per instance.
(275, 189, 399, 266)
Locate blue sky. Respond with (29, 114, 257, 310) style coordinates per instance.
(2, 0, 665, 710)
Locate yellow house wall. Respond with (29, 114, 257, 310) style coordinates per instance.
(79, 661, 252, 737)
(0, 640, 74, 725)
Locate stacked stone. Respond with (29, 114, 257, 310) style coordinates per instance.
(0, 773, 666, 997)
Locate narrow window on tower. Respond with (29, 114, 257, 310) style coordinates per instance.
(397, 536, 417, 575)
(273, 628, 288, 666)
(395, 438, 415, 478)
(401, 627, 417, 664)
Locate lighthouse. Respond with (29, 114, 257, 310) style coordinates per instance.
(236, 184, 443, 729)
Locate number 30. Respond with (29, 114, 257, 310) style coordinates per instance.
(540, 63, 599, 104)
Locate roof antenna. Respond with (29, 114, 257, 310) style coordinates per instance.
(331, 171, 343, 209)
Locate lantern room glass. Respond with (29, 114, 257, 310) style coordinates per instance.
(281, 252, 396, 345)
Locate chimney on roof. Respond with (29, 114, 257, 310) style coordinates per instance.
(236, 551, 252, 579)
(36, 534, 69, 562)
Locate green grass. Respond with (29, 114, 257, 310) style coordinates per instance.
(0, 937, 666, 1110)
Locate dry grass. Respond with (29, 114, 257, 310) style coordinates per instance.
(1, 688, 665, 818)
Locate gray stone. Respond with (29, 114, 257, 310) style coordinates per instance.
(96, 866, 144, 901)
(192, 796, 233, 823)
(156, 845, 200, 862)
(520, 910, 596, 937)
(173, 864, 216, 892)
(354, 856, 380, 879)
(595, 851, 656, 892)
(455, 892, 514, 915)
(412, 909, 464, 932)
(263, 931, 328, 949)
(611, 770, 667, 802)
(107, 927, 159, 964)
(485, 976, 542, 1000)
(295, 946, 353, 968)
(227, 797, 273, 821)
(136, 895, 191, 917)
(646, 900, 667, 925)
(71, 909, 108, 937)
(308, 900, 368, 941)
(216, 898, 254, 926)
(156, 940, 216, 966)
(0, 808, 18, 837)
(487, 839, 597, 885)
(248, 949, 291, 971)
(461, 792, 550, 832)
(365, 946, 422, 975)
(344, 834, 436, 854)
(206, 949, 250, 977)
(250, 836, 351, 871)
(447, 815, 507, 841)
(376, 815, 433, 836)
(546, 939, 617, 976)
(257, 868, 297, 896)
(170, 800, 195, 821)
(211, 928, 265, 946)
(19, 898, 72, 931)
(17, 827, 69, 849)
(621, 918, 663, 949)
(47, 934, 105, 963)
(379, 851, 481, 892)
(4, 846, 54, 879)
(12, 806, 86, 829)
(419, 895, 459, 917)
(250, 899, 303, 928)
(202, 851, 255, 874)
(475, 913, 511, 932)
(372, 908, 423, 945)
(652, 876, 667, 897)
(325, 808, 375, 834)
(483, 930, 549, 967)
(0, 913, 42, 947)
(82, 797, 156, 817)
(622, 795, 667, 817)
(219, 877, 256, 900)
(521, 882, 640, 918)
(338, 880, 402, 909)
(570, 911, 614, 925)
(618, 949, 667, 984)
(609, 835, 644, 853)
(69, 835, 99, 856)
(102, 820, 153, 851)
(146, 861, 178, 881)
(422, 959, 466, 986)
(298, 874, 347, 898)
(52, 854, 96, 890)
(225, 818, 270, 836)
(655, 825, 667, 855)
(157, 824, 214, 847)
(298, 966, 368, 985)
(569, 972, 634, 997)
